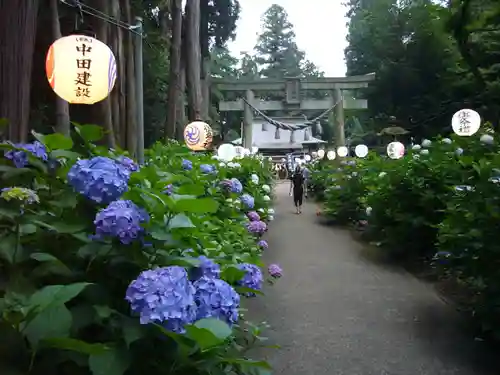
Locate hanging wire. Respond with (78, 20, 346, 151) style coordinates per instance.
(59, 0, 144, 38)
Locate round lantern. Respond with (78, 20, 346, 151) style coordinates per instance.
(46, 35, 117, 104)
(337, 146, 349, 157)
(217, 143, 236, 162)
(355, 144, 369, 158)
(304, 154, 311, 162)
(451, 109, 481, 136)
(183, 121, 213, 151)
(387, 141, 405, 159)
(326, 150, 336, 160)
(317, 149, 325, 158)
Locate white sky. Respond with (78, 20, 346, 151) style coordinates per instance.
(227, 0, 348, 77)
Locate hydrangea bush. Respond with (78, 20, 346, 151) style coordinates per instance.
(0, 126, 280, 375)
(310, 126, 500, 338)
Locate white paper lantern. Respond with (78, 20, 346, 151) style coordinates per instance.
(337, 146, 348, 157)
(451, 109, 481, 136)
(311, 151, 318, 158)
(326, 150, 336, 160)
(386, 141, 405, 159)
(354, 144, 369, 158)
(317, 149, 325, 158)
(184, 121, 213, 151)
(217, 143, 236, 162)
(304, 154, 311, 162)
(251, 146, 259, 154)
(46, 35, 117, 104)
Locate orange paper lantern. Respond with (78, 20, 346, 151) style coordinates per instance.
(46, 35, 117, 104)
(183, 121, 213, 151)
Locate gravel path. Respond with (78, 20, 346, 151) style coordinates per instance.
(248, 182, 499, 375)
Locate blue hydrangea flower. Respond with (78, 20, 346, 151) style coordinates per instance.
(67, 156, 130, 204)
(163, 184, 173, 195)
(230, 178, 243, 194)
(117, 156, 139, 172)
(240, 194, 254, 209)
(94, 200, 149, 244)
(200, 164, 216, 174)
(237, 263, 263, 296)
(4, 141, 48, 168)
(182, 159, 193, 170)
(193, 276, 240, 325)
(190, 255, 221, 281)
(246, 220, 267, 234)
(125, 266, 197, 332)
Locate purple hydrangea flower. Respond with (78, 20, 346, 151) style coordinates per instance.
(117, 155, 139, 172)
(246, 220, 267, 234)
(94, 200, 149, 244)
(240, 194, 254, 209)
(67, 156, 130, 204)
(4, 141, 48, 168)
(237, 263, 263, 296)
(163, 184, 173, 195)
(220, 179, 233, 191)
(268, 264, 283, 278)
(193, 276, 240, 325)
(125, 266, 197, 332)
(200, 164, 216, 174)
(257, 239, 268, 250)
(182, 159, 193, 171)
(230, 178, 243, 194)
(247, 211, 260, 222)
(190, 255, 221, 281)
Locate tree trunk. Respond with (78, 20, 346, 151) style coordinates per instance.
(49, 0, 70, 136)
(109, 0, 122, 145)
(165, 0, 183, 140)
(201, 57, 210, 121)
(184, 0, 202, 121)
(0, 0, 39, 142)
(176, 62, 187, 141)
(122, 0, 137, 156)
(92, 0, 115, 148)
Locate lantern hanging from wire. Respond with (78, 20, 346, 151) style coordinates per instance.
(274, 126, 281, 139)
(46, 34, 117, 104)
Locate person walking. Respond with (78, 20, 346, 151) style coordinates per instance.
(290, 164, 305, 214)
(302, 164, 310, 198)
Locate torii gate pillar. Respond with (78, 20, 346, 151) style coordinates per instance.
(333, 87, 346, 147)
(243, 89, 254, 149)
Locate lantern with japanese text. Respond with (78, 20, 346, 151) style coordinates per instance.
(183, 121, 213, 151)
(46, 35, 117, 105)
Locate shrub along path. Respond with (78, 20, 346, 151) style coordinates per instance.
(249, 182, 499, 375)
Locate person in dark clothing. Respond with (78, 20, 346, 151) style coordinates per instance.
(290, 165, 305, 214)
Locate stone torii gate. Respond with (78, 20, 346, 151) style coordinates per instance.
(213, 74, 375, 149)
